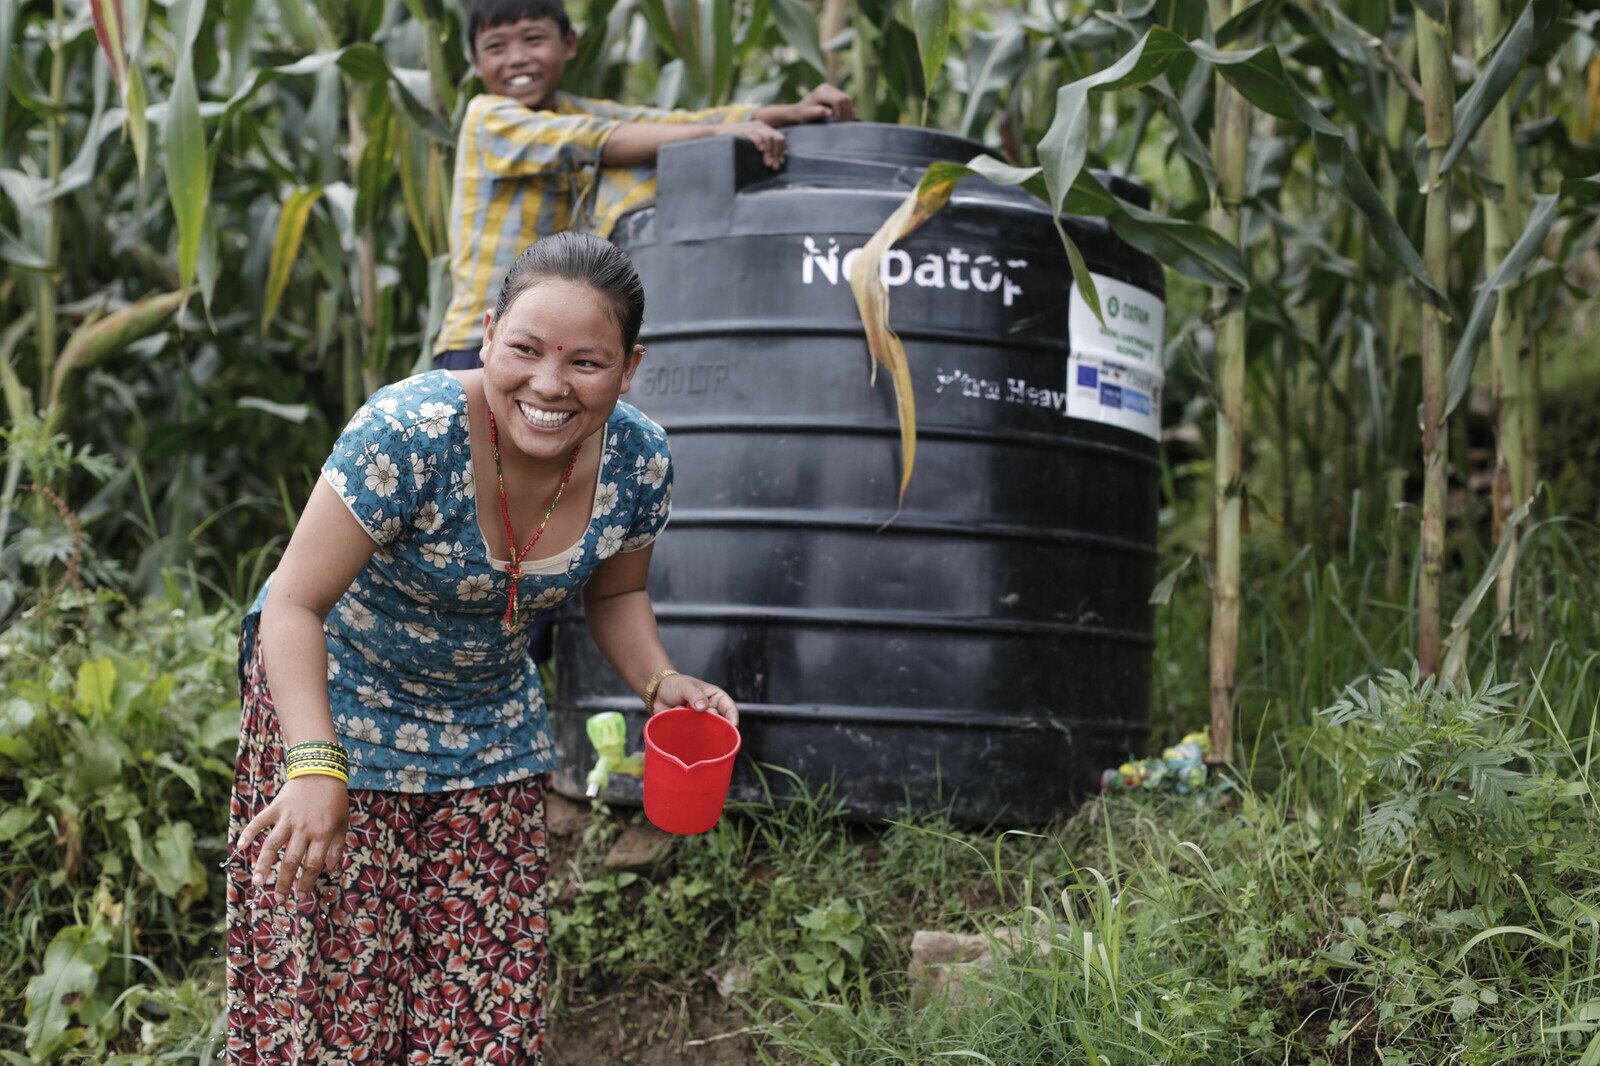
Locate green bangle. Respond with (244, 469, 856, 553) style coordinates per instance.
(287, 740, 348, 756)
(284, 755, 349, 767)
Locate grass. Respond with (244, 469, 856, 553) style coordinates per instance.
(2, 489, 1597, 1063)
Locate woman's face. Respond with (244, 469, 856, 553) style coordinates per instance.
(480, 278, 642, 465)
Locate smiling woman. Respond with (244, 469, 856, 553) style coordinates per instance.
(224, 233, 738, 1065)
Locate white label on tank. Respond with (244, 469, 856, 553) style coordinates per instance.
(1066, 272, 1166, 441)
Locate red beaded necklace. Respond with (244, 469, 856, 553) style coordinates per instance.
(486, 408, 582, 631)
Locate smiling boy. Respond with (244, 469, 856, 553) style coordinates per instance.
(433, 0, 855, 370)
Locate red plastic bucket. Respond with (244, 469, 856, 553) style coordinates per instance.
(643, 707, 742, 835)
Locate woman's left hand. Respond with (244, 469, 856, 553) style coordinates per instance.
(654, 673, 740, 728)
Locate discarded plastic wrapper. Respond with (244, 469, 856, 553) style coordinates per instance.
(1100, 729, 1217, 797)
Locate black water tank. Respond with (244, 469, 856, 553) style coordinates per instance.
(551, 123, 1166, 824)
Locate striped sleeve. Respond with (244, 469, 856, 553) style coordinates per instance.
(571, 96, 757, 125)
(474, 95, 620, 178)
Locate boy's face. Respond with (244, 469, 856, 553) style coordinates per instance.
(473, 17, 576, 111)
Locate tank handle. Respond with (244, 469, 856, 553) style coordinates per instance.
(656, 135, 775, 243)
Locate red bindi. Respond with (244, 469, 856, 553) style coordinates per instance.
(556, 345, 563, 351)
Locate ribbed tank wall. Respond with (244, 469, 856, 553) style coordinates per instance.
(550, 124, 1164, 824)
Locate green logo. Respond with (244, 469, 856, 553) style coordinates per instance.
(1107, 295, 1120, 318)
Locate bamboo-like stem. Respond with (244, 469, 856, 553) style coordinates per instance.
(821, 0, 848, 84)
(1276, 336, 1293, 537)
(421, 21, 454, 118)
(1479, 0, 1525, 630)
(346, 82, 380, 401)
(1207, 0, 1250, 762)
(1415, 6, 1455, 678)
(35, 0, 67, 389)
(850, 8, 875, 121)
(1380, 34, 1415, 604)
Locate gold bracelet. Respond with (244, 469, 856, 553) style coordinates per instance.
(286, 766, 349, 784)
(641, 668, 679, 713)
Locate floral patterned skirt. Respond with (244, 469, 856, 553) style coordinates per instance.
(226, 627, 550, 1065)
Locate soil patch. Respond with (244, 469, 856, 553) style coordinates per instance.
(543, 791, 763, 1064)
(547, 986, 760, 1065)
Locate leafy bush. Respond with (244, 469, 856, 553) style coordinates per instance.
(0, 587, 238, 1062)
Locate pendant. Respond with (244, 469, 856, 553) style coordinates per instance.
(503, 568, 520, 633)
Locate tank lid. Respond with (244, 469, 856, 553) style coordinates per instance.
(781, 122, 989, 169)
(781, 122, 1153, 209)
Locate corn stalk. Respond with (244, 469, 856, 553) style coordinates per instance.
(1415, 3, 1455, 678)
(35, 0, 65, 385)
(1478, 0, 1526, 630)
(1207, 0, 1251, 762)
(1381, 33, 1417, 604)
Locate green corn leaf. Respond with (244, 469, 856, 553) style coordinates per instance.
(0, 221, 50, 271)
(125, 63, 148, 178)
(1440, 492, 1536, 686)
(880, 21, 927, 116)
(957, 22, 1027, 139)
(1561, 171, 1600, 206)
(637, 0, 682, 61)
(163, 0, 210, 291)
(1312, 131, 1447, 308)
(1442, 0, 1562, 173)
(669, 0, 706, 98)
(263, 185, 326, 331)
(0, 0, 16, 138)
(1216, 0, 1288, 47)
(396, 118, 435, 258)
(24, 925, 111, 1059)
(1188, 38, 1340, 134)
(88, 0, 129, 85)
(566, 0, 620, 92)
(212, 45, 451, 158)
(1444, 192, 1559, 417)
(1411, 0, 1448, 24)
(354, 89, 395, 230)
(50, 289, 187, 408)
(41, 69, 113, 205)
(769, 0, 827, 78)
(1110, 198, 1250, 290)
(1037, 29, 1192, 317)
(415, 252, 452, 374)
(709, 0, 734, 103)
(912, 0, 951, 95)
(1149, 554, 1196, 605)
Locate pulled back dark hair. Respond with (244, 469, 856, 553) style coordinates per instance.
(467, 0, 572, 50)
(493, 232, 646, 351)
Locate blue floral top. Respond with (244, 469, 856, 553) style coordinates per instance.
(245, 370, 673, 792)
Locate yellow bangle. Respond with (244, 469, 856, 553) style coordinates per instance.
(641, 668, 679, 712)
(286, 766, 349, 784)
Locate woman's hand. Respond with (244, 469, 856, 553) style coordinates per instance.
(238, 774, 350, 902)
(654, 672, 740, 729)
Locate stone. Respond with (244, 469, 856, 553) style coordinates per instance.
(602, 822, 673, 870)
(907, 928, 1049, 1009)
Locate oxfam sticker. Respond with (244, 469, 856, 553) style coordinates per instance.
(1066, 272, 1166, 441)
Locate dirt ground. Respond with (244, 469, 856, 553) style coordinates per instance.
(543, 793, 762, 1065)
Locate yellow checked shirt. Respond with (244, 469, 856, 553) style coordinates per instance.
(434, 92, 756, 356)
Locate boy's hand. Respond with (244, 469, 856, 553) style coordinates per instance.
(759, 86, 856, 128)
(798, 84, 855, 123)
(723, 121, 788, 168)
